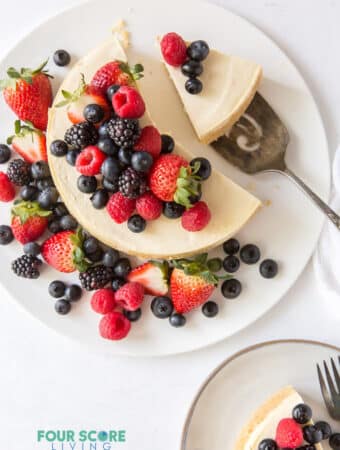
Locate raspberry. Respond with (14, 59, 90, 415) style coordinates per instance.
(115, 281, 144, 311)
(134, 126, 162, 159)
(275, 418, 303, 449)
(112, 86, 145, 119)
(91, 61, 130, 95)
(75, 146, 106, 176)
(160, 32, 187, 67)
(181, 201, 211, 231)
(0, 172, 15, 202)
(99, 311, 131, 340)
(136, 192, 163, 220)
(106, 192, 136, 224)
(91, 288, 116, 314)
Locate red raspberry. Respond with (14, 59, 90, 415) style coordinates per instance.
(275, 418, 303, 449)
(0, 172, 15, 202)
(99, 311, 131, 340)
(160, 32, 187, 67)
(106, 192, 136, 224)
(134, 126, 162, 159)
(112, 86, 145, 119)
(115, 281, 144, 311)
(76, 146, 106, 176)
(136, 192, 163, 220)
(181, 201, 211, 232)
(91, 61, 130, 95)
(91, 288, 116, 314)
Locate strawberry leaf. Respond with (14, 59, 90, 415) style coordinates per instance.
(11, 200, 52, 224)
(55, 74, 87, 108)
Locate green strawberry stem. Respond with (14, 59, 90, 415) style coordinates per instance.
(150, 260, 169, 282)
(11, 200, 52, 224)
(7, 120, 43, 144)
(55, 74, 87, 108)
(0, 60, 53, 90)
(174, 166, 202, 209)
(70, 228, 91, 273)
(118, 61, 145, 81)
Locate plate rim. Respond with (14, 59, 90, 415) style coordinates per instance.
(181, 339, 340, 449)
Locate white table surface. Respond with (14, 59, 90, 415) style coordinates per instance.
(1, 1, 340, 449)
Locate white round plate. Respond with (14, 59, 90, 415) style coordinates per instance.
(0, 0, 330, 356)
(181, 340, 340, 450)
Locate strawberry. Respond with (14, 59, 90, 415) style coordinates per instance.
(127, 261, 169, 296)
(275, 418, 303, 449)
(0, 60, 52, 130)
(112, 85, 145, 119)
(135, 192, 163, 220)
(41, 229, 90, 273)
(0, 172, 15, 202)
(181, 201, 211, 231)
(7, 120, 47, 163)
(99, 311, 131, 340)
(75, 146, 106, 176)
(160, 33, 187, 67)
(106, 192, 136, 224)
(115, 281, 145, 311)
(56, 74, 110, 125)
(170, 254, 219, 313)
(11, 200, 52, 244)
(149, 154, 201, 207)
(91, 61, 144, 96)
(134, 126, 162, 159)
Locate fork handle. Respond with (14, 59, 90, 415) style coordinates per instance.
(282, 167, 340, 229)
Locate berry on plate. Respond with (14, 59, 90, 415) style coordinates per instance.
(133, 125, 162, 159)
(11, 254, 42, 279)
(181, 201, 211, 232)
(11, 200, 51, 244)
(127, 260, 169, 296)
(99, 311, 131, 340)
(115, 281, 145, 311)
(160, 32, 187, 67)
(75, 145, 106, 176)
(91, 61, 144, 96)
(79, 265, 114, 291)
(275, 418, 303, 449)
(0, 60, 52, 130)
(151, 296, 173, 319)
(135, 192, 163, 220)
(112, 85, 145, 119)
(7, 159, 31, 186)
(0, 172, 15, 202)
(106, 191, 136, 224)
(7, 120, 47, 163)
(91, 288, 116, 314)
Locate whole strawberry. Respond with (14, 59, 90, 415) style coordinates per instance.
(170, 254, 218, 313)
(0, 60, 52, 130)
(11, 200, 52, 244)
(7, 120, 47, 163)
(91, 61, 144, 95)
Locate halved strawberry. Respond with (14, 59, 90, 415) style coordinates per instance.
(127, 261, 169, 296)
(0, 172, 15, 202)
(11, 200, 52, 244)
(7, 120, 47, 163)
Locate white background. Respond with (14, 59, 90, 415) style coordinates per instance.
(0, 1, 340, 449)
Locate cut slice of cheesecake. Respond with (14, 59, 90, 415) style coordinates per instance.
(234, 386, 323, 450)
(47, 35, 261, 259)
(161, 41, 262, 144)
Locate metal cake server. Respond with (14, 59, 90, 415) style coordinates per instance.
(211, 93, 340, 229)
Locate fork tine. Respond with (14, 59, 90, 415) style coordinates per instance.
(324, 360, 338, 397)
(317, 363, 333, 412)
(331, 357, 340, 392)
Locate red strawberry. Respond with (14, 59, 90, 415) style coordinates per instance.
(7, 120, 47, 163)
(0, 60, 52, 130)
(41, 229, 90, 273)
(160, 33, 187, 67)
(276, 418, 303, 449)
(11, 200, 52, 244)
(56, 74, 110, 125)
(99, 311, 131, 340)
(91, 288, 116, 314)
(112, 85, 145, 119)
(91, 61, 130, 95)
(134, 126, 162, 159)
(181, 201, 211, 231)
(75, 146, 106, 176)
(127, 261, 169, 296)
(106, 192, 136, 224)
(0, 172, 15, 202)
(135, 192, 163, 220)
(115, 281, 145, 311)
(170, 255, 218, 313)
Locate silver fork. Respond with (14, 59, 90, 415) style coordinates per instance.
(317, 357, 340, 420)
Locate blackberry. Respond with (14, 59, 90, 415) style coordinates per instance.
(7, 159, 31, 186)
(64, 122, 98, 149)
(11, 254, 42, 279)
(118, 167, 147, 199)
(79, 265, 114, 291)
(107, 117, 140, 149)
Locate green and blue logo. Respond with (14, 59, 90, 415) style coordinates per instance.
(37, 429, 126, 449)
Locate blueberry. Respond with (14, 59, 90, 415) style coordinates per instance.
(190, 157, 211, 180)
(37, 177, 55, 191)
(102, 249, 120, 267)
(77, 175, 97, 193)
(258, 439, 278, 450)
(53, 202, 68, 217)
(207, 257, 222, 272)
(83, 237, 100, 255)
(31, 161, 50, 180)
(240, 244, 261, 264)
(49, 280, 66, 298)
(53, 49, 71, 67)
(111, 277, 126, 291)
(181, 59, 203, 77)
(23, 242, 41, 256)
(221, 279, 242, 299)
(97, 138, 118, 156)
(163, 202, 185, 219)
(128, 214, 146, 233)
(66, 149, 80, 166)
(131, 151, 153, 173)
(169, 313, 186, 327)
(60, 214, 78, 230)
(0, 225, 14, 245)
(90, 189, 109, 209)
(223, 255, 240, 273)
(0, 144, 11, 163)
(187, 40, 210, 61)
(202, 301, 219, 317)
(84, 104, 105, 124)
(65, 284, 82, 302)
(55, 299, 71, 315)
(102, 177, 119, 193)
(223, 238, 240, 255)
(101, 157, 122, 181)
(48, 219, 62, 234)
(260, 259, 278, 279)
(38, 187, 59, 209)
(106, 84, 120, 102)
(330, 433, 340, 449)
(88, 247, 103, 262)
(113, 258, 131, 278)
(118, 148, 133, 165)
(50, 139, 68, 157)
(98, 121, 110, 138)
(292, 404, 312, 424)
(161, 134, 175, 154)
(303, 425, 323, 444)
(151, 296, 173, 318)
(185, 78, 203, 95)
(20, 185, 39, 201)
(314, 421, 332, 440)
(123, 308, 142, 322)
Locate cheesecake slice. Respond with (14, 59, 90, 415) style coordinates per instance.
(160, 39, 262, 144)
(235, 386, 323, 450)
